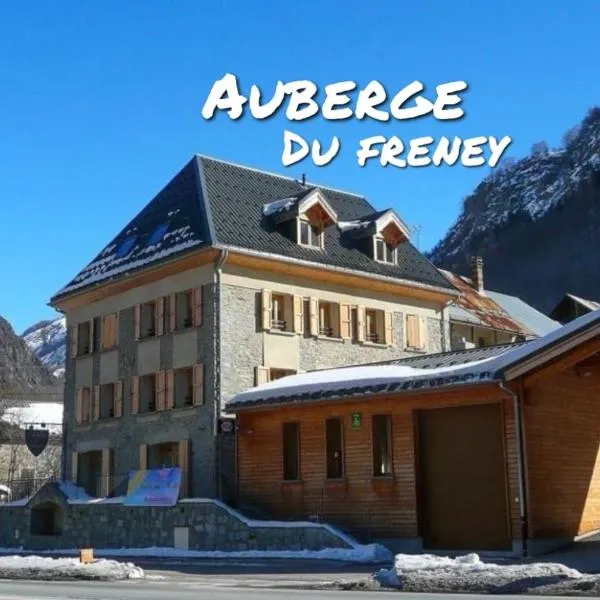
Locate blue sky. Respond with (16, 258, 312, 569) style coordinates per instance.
(1, 1, 599, 333)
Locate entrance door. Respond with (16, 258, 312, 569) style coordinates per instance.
(417, 403, 511, 550)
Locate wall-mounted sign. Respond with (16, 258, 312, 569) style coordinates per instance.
(218, 418, 236, 434)
(351, 412, 362, 430)
(124, 467, 182, 506)
(25, 426, 49, 457)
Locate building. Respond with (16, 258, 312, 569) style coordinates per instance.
(440, 258, 560, 350)
(49, 155, 460, 501)
(550, 293, 600, 325)
(228, 308, 600, 555)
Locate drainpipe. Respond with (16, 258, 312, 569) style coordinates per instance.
(213, 249, 229, 499)
(499, 380, 529, 558)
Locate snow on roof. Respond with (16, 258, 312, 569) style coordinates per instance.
(337, 220, 371, 233)
(228, 307, 600, 409)
(566, 293, 600, 312)
(262, 197, 297, 217)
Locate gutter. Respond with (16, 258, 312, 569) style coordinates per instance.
(499, 379, 529, 558)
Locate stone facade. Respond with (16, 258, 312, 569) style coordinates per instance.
(0, 483, 351, 553)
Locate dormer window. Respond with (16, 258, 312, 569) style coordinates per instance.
(375, 237, 396, 264)
(298, 219, 323, 248)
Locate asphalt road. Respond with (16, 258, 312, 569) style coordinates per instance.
(0, 580, 585, 600)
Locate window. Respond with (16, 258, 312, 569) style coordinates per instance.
(282, 422, 300, 481)
(325, 418, 344, 479)
(76, 387, 91, 425)
(270, 368, 296, 381)
(478, 336, 486, 348)
(175, 290, 193, 330)
(140, 300, 156, 339)
(92, 317, 102, 353)
(372, 415, 393, 476)
(319, 301, 335, 337)
(375, 238, 396, 264)
(298, 219, 322, 248)
(148, 223, 168, 246)
(115, 236, 136, 259)
(99, 383, 115, 419)
(139, 374, 157, 413)
(406, 314, 421, 349)
(76, 321, 91, 356)
(174, 367, 194, 409)
(271, 293, 286, 330)
(365, 309, 380, 343)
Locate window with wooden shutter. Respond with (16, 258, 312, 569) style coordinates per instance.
(339, 303, 351, 340)
(131, 376, 140, 414)
(173, 367, 193, 408)
(155, 298, 165, 336)
(193, 364, 204, 405)
(406, 314, 421, 349)
(114, 380, 123, 418)
(101, 313, 118, 350)
(168, 294, 176, 332)
(92, 385, 100, 421)
(309, 297, 319, 336)
(156, 371, 166, 411)
(193, 287, 203, 327)
(384, 311, 394, 346)
(75, 389, 83, 425)
(255, 366, 270, 386)
(76, 321, 92, 356)
(293, 295, 304, 333)
(261, 289, 272, 330)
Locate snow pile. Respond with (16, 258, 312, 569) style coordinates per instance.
(373, 552, 597, 594)
(262, 197, 297, 216)
(0, 555, 144, 581)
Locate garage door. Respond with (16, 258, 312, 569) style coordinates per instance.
(417, 402, 511, 551)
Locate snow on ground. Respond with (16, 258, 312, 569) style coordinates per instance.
(0, 555, 144, 581)
(372, 552, 600, 594)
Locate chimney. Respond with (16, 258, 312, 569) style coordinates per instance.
(471, 256, 485, 295)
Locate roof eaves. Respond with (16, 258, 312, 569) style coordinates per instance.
(214, 243, 459, 297)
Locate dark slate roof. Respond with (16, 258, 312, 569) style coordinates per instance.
(52, 155, 454, 301)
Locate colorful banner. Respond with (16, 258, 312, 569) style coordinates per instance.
(123, 467, 182, 506)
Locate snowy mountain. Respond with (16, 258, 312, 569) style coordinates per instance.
(429, 107, 600, 313)
(22, 318, 66, 379)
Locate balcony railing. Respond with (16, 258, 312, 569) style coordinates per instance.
(271, 319, 286, 331)
(319, 326, 333, 337)
(366, 332, 380, 343)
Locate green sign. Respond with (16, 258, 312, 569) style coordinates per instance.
(351, 412, 362, 429)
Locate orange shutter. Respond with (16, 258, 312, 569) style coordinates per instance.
(133, 304, 141, 340)
(75, 389, 83, 425)
(193, 364, 204, 405)
(114, 380, 123, 417)
(168, 294, 176, 332)
(139, 444, 147, 470)
(166, 370, 174, 410)
(193, 287, 203, 327)
(340, 303, 351, 339)
(356, 306, 366, 342)
(131, 376, 140, 414)
(261, 289, 272, 330)
(293, 295, 304, 333)
(406, 314, 420, 348)
(93, 385, 100, 421)
(309, 298, 319, 336)
(155, 298, 165, 336)
(70, 326, 78, 359)
(156, 371, 166, 410)
(384, 311, 394, 345)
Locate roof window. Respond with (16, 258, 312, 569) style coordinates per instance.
(115, 237, 136, 258)
(148, 223, 169, 246)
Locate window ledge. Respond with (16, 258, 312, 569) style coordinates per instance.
(361, 341, 389, 349)
(404, 346, 428, 354)
(171, 326, 196, 335)
(98, 346, 118, 354)
(137, 334, 160, 343)
(267, 328, 296, 337)
(316, 335, 344, 343)
(73, 424, 91, 431)
(135, 412, 163, 422)
(171, 406, 198, 418)
(96, 419, 120, 429)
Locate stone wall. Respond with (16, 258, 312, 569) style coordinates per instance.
(0, 483, 352, 553)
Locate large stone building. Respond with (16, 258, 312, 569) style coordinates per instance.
(49, 156, 464, 500)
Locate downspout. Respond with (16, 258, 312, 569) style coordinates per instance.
(499, 379, 529, 558)
(213, 249, 229, 498)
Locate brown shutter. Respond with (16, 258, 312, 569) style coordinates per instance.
(178, 440, 190, 498)
(166, 370, 174, 410)
(331, 303, 341, 338)
(88, 319, 94, 354)
(155, 298, 165, 336)
(75, 389, 83, 425)
(168, 294, 176, 332)
(193, 287, 203, 327)
(131, 376, 140, 414)
(339, 303, 351, 339)
(407, 314, 420, 348)
(71, 452, 78, 483)
(356, 306, 366, 342)
(193, 364, 204, 405)
(114, 380, 123, 418)
(70, 326, 78, 359)
(384, 311, 394, 346)
(156, 371, 166, 411)
(101, 448, 111, 497)
(93, 385, 100, 421)
(139, 444, 147, 470)
(293, 295, 304, 333)
(133, 304, 141, 340)
(261, 289, 272, 330)
(255, 366, 270, 385)
(309, 297, 319, 336)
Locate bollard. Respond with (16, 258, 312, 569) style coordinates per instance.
(79, 548, 94, 564)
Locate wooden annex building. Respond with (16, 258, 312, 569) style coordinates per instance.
(228, 308, 600, 556)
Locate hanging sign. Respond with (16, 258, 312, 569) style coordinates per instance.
(351, 412, 362, 430)
(25, 426, 49, 457)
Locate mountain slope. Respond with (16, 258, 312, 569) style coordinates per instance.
(22, 318, 66, 378)
(429, 107, 600, 313)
